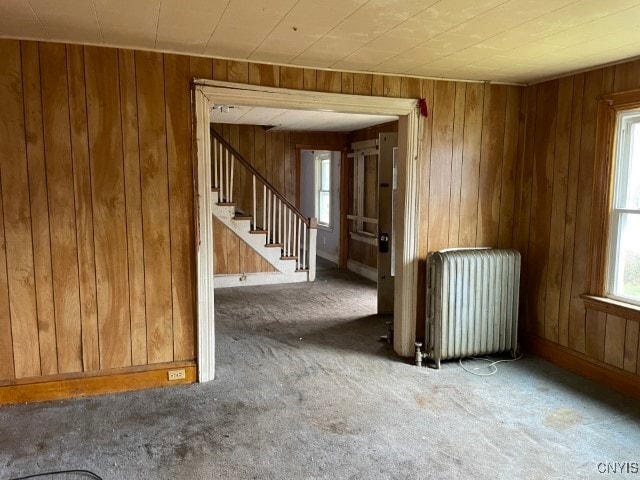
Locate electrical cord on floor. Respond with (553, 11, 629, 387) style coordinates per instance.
(458, 353, 523, 376)
(7, 469, 103, 480)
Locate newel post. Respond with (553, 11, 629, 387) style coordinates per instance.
(308, 218, 317, 281)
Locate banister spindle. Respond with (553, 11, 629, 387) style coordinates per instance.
(225, 149, 229, 202)
(278, 199, 282, 245)
(213, 138, 218, 189)
(286, 208, 290, 257)
(267, 190, 271, 243)
(302, 222, 307, 270)
(252, 175, 256, 230)
(229, 154, 235, 203)
(297, 217, 301, 270)
(263, 184, 266, 231)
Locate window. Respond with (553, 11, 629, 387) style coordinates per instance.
(608, 110, 640, 305)
(315, 151, 331, 227)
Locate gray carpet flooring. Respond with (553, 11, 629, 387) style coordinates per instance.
(1, 260, 639, 479)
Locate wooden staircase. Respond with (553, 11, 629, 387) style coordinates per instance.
(210, 128, 317, 287)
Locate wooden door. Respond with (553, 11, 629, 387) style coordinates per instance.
(377, 132, 397, 314)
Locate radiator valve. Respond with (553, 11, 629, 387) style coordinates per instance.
(415, 342, 424, 367)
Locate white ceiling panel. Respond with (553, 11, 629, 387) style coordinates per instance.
(2, 0, 640, 84)
(93, 0, 158, 48)
(210, 105, 397, 132)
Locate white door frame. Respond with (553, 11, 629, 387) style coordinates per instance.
(193, 80, 422, 382)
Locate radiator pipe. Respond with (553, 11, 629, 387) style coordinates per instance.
(415, 342, 424, 367)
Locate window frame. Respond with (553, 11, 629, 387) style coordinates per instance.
(314, 151, 332, 229)
(606, 110, 640, 306)
(587, 90, 640, 311)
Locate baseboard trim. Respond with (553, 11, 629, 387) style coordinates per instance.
(316, 250, 339, 264)
(524, 335, 640, 401)
(0, 361, 196, 405)
(347, 259, 377, 282)
(214, 271, 308, 288)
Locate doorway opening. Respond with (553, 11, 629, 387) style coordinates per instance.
(193, 81, 421, 381)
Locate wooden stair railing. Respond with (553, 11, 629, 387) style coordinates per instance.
(210, 128, 317, 279)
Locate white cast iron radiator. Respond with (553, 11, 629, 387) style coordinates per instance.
(416, 248, 521, 369)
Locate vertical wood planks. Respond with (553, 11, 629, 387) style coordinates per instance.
(303, 69, 316, 91)
(227, 60, 249, 83)
(67, 45, 100, 372)
(353, 74, 372, 96)
(164, 54, 195, 361)
(448, 83, 466, 246)
(341, 73, 354, 94)
(20, 41, 58, 376)
(0, 186, 13, 380)
(458, 83, 484, 247)
(213, 217, 228, 274)
(85, 46, 132, 370)
(316, 71, 341, 93)
(569, 70, 603, 353)
(543, 77, 573, 343)
(280, 66, 303, 90)
(119, 49, 148, 366)
(528, 81, 558, 336)
(624, 321, 639, 373)
(249, 63, 279, 87)
(427, 81, 456, 253)
(512, 85, 536, 331)
(476, 84, 507, 247)
(39, 42, 83, 374)
(585, 309, 606, 361)
(0, 41, 40, 379)
(383, 76, 401, 97)
(136, 51, 173, 364)
(603, 314, 626, 369)
(558, 74, 584, 347)
(497, 86, 521, 249)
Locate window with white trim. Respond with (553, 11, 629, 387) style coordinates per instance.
(608, 110, 640, 305)
(315, 151, 331, 227)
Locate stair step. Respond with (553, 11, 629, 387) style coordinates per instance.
(280, 256, 298, 261)
(250, 229, 268, 234)
(234, 214, 253, 220)
(296, 268, 309, 273)
(265, 243, 283, 248)
(217, 202, 236, 206)
(211, 187, 220, 192)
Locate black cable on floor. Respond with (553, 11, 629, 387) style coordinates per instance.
(7, 469, 103, 480)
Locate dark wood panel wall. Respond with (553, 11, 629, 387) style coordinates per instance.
(0, 40, 196, 384)
(516, 58, 640, 381)
(0, 38, 525, 393)
(415, 81, 522, 337)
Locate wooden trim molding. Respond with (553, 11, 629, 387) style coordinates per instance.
(587, 88, 640, 295)
(581, 294, 640, 323)
(525, 335, 640, 401)
(197, 79, 421, 358)
(0, 362, 196, 405)
(194, 85, 216, 383)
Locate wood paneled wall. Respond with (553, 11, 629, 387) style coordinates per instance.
(0, 38, 526, 392)
(212, 218, 275, 275)
(416, 81, 522, 337)
(516, 58, 640, 380)
(0, 40, 196, 383)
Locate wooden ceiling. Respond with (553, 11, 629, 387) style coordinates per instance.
(2, 0, 640, 84)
